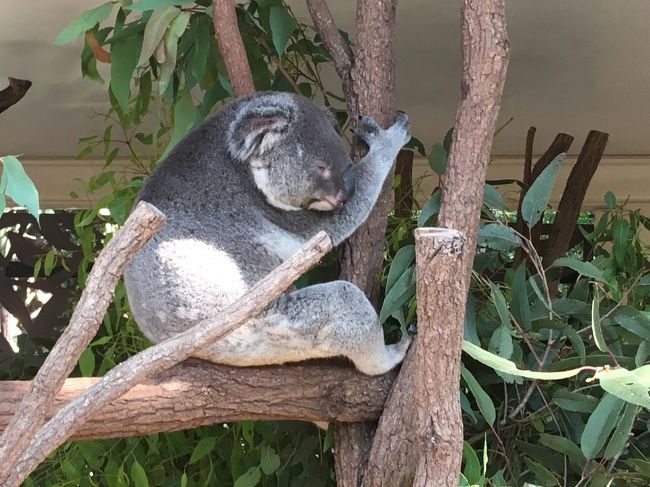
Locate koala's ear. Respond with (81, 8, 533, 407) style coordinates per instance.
(227, 93, 297, 162)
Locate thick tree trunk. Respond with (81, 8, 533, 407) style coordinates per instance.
(362, 1, 509, 485)
(333, 1, 398, 485)
(0, 362, 396, 439)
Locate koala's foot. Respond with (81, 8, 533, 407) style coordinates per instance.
(352, 333, 412, 376)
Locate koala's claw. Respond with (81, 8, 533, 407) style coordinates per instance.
(354, 111, 411, 149)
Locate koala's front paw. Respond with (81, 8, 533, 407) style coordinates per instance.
(353, 112, 411, 151)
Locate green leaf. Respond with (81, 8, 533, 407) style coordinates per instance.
(164, 88, 197, 155)
(635, 340, 648, 368)
(260, 445, 281, 475)
(461, 366, 496, 426)
(553, 389, 597, 413)
(591, 286, 608, 353)
(417, 191, 441, 227)
(188, 436, 216, 464)
(269, 6, 297, 55)
(603, 403, 637, 459)
(521, 153, 564, 227)
(604, 191, 616, 209)
(581, 393, 625, 460)
(427, 143, 447, 175)
(538, 433, 586, 469)
(488, 325, 513, 359)
(482, 183, 506, 209)
(0, 155, 40, 221)
(138, 5, 180, 66)
(129, 0, 194, 10)
(79, 347, 96, 377)
(386, 245, 415, 293)
(130, 460, 149, 487)
(110, 31, 144, 111)
(461, 442, 481, 484)
(595, 365, 650, 409)
(612, 305, 650, 341)
(234, 466, 261, 487)
(462, 341, 586, 380)
(511, 264, 532, 330)
(489, 282, 512, 330)
(379, 265, 415, 324)
(158, 11, 190, 95)
(55, 2, 114, 44)
(612, 218, 631, 268)
(524, 457, 560, 486)
(477, 223, 522, 250)
(553, 257, 606, 281)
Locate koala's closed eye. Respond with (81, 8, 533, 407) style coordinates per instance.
(317, 164, 331, 178)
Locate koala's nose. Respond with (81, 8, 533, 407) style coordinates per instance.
(342, 165, 355, 197)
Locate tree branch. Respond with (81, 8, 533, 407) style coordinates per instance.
(0, 77, 32, 114)
(543, 130, 608, 266)
(305, 0, 357, 120)
(362, 1, 510, 484)
(0, 361, 397, 439)
(212, 0, 256, 97)
(3, 231, 332, 487)
(0, 201, 166, 484)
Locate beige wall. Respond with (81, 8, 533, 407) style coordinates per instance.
(19, 156, 650, 216)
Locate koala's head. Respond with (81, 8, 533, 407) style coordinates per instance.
(226, 92, 354, 211)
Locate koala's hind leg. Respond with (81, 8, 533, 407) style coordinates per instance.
(200, 280, 410, 375)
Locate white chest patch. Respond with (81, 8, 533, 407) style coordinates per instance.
(250, 165, 301, 211)
(258, 228, 304, 261)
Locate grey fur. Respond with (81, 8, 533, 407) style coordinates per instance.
(124, 91, 411, 375)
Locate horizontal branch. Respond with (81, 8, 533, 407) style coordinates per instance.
(0, 361, 396, 439)
(0, 77, 32, 114)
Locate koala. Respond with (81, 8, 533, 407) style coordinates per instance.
(123, 91, 411, 376)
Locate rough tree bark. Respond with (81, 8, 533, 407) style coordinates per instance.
(0, 77, 32, 114)
(362, 1, 510, 485)
(0, 202, 166, 484)
(2, 232, 331, 487)
(212, 0, 256, 97)
(0, 362, 397, 439)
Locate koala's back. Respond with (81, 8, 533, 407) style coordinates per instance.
(124, 99, 285, 344)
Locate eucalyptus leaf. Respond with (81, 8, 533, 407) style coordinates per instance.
(130, 460, 150, 487)
(417, 191, 441, 227)
(603, 403, 637, 459)
(386, 245, 415, 293)
(269, 6, 297, 55)
(461, 441, 482, 484)
(0, 155, 40, 221)
(581, 393, 625, 460)
(129, 0, 194, 10)
(158, 11, 190, 95)
(511, 264, 532, 330)
(553, 257, 606, 281)
(483, 183, 506, 210)
(234, 466, 261, 487)
(138, 5, 180, 66)
(462, 341, 585, 380)
(591, 287, 609, 353)
(55, 2, 114, 45)
(553, 389, 597, 413)
(461, 366, 496, 426)
(188, 436, 216, 465)
(379, 265, 415, 324)
(260, 445, 281, 475)
(612, 305, 650, 341)
(595, 365, 650, 409)
(477, 223, 522, 251)
(428, 143, 447, 175)
(164, 88, 197, 155)
(538, 433, 586, 469)
(110, 31, 144, 111)
(521, 153, 564, 227)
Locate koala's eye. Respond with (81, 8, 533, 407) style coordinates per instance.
(318, 165, 331, 178)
